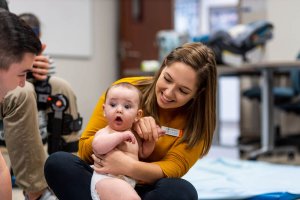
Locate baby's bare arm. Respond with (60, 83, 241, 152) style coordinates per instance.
(137, 126, 165, 159)
(139, 140, 155, 159)
(92, 129, 136, 155)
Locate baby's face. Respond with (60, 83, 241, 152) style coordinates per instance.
(104, 86, 140, 131)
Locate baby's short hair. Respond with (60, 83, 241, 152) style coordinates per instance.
(105, 82, 143, 108)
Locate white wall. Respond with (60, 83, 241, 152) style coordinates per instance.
(265, 0, 300, 60)
(200, 0, 240, 123)
(9, 0, 119, 129)
(242, 0, 300, 60)
(265, 0, 300, 133)
(53, 0, 118, 128)
(200, 0, 238, 34)
(9, 0, 93, 58)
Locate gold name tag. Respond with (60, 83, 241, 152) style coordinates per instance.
(161, 126, 183, 137)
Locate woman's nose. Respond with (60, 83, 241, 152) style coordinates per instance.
(164, 85, 175, 97)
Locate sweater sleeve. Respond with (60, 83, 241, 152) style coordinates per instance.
(152, 139, 204, 178)
(78, 92, 107, 164)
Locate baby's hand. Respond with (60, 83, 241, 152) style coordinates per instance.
(122, 131, 136, 144)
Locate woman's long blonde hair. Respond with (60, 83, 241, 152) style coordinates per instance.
(136, 42, 217, 157)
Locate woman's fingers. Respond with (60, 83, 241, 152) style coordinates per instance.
(135, 117, 159, 141)
(138, 118, 150, 141)
(91, 154, 103, 167)
(151, 122, 159, 141)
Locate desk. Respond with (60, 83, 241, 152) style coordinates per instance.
(216, 61, 300, 159)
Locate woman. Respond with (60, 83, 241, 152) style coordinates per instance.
(45, 42, 217, 200)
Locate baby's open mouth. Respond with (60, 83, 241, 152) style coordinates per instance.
(115, 116, 123, 122)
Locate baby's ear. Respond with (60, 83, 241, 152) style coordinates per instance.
(135, 109, 143, 121)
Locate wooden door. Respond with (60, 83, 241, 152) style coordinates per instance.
(119, 0, 174, 77)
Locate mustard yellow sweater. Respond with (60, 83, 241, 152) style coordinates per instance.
(78, 77, 204, 178)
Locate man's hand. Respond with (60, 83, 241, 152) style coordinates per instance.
(32, 44, 50, 81)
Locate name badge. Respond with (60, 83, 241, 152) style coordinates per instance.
(161, 126, 183, 137)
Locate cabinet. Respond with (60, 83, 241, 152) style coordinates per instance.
(119, 0, 173, 78)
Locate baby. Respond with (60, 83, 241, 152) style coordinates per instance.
(91, 82, 155, 200)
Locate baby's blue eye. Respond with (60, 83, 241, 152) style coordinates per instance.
(124, 104, 131, 109)
(110, 103, 116, 107)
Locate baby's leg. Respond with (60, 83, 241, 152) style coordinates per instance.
(96, 177, 141, 200)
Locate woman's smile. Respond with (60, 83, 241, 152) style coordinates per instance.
(160, 91, 174, 104)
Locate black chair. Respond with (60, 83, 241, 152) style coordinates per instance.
(242, 68, 300, 104)
(240, 67, 300, 159)
(275, 69, 300, 151)
(275, 102, 300, 151)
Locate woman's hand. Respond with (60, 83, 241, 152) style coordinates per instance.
(133, 116, 166, 142)
(133, 116, 161, 142)
(91, 154, 103, 170)
(92, 149, 135, 176)
(92, 149, 164, 184)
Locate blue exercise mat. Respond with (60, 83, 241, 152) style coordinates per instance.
(183, 157, 300, 200)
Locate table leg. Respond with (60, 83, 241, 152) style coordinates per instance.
(213, 76, 221, 145)
(249, 69, 274, 158)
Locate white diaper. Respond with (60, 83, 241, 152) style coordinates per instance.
(91, 171, 136, 200)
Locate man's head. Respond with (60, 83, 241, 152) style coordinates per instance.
(19, 13, 41, 37)
(0, 10, 42, 99)
(0, 0, 9, 11)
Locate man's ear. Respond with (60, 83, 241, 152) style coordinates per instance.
(135, 109, 143, 121)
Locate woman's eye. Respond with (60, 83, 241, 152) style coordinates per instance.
(179, 89, 189, 95)
(164, 76, 171, 83)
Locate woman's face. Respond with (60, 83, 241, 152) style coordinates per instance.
(155, 62, 198, 110)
